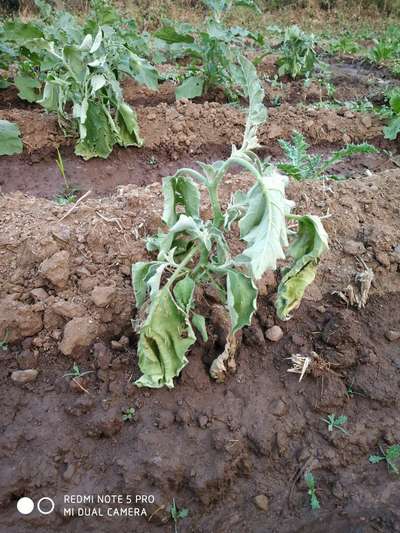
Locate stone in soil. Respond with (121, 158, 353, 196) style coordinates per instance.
(39, 250, 70, 288)
(11, 369, 38, 384)
(385, 330, 400, 342)
(59, 317, 98, 357)
(254, 494, 269, 512)
(265, 325, 283, 342)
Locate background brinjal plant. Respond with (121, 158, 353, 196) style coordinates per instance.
(0, 0, 158, 159)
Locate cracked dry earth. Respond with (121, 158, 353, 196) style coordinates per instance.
(0, 168, 399, 532)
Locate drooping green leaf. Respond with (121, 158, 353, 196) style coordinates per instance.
(154, 27, 194, 44)
(63, 45, 87, 82)
(276, 214, 328, 320)
(176, 75, 204, 100)
(118, 54, 159, 91)
(135, 286, 196, 388)
(38, 81, 60, 112)
(115, 102, 143, 147)
(384, 117, 400, 140)
(389, 92, 400, 114)
(226, 269, 257, 333)
(231, 55, 266, 149)
(74, 102, 114, 159)
(132, 261, 164, 308)
(14, 74, 42, 103)
(235, 169, 294, 279)
(0, 120, 23, 156)
(4, 21, 44, 43)
(192, 313, 208, 342)
(169, 215, 212, 251)
(162, 174, 201, 227)
(173, 276, 195, 312)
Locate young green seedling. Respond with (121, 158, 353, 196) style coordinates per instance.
(131, 57, 328, 389)
(304, 471, 320, 511)
(63, 363, 93, 379)
(54, 148, 79, 205)
(369, 444, 400, 474)
(277, 131, 379, 181)
(169, 498, 189, 533)
(321, 414, 349, 435)
(122, 407, 136, 422)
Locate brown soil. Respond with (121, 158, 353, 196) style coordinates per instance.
(0, 169, 400, 532)
(0, 98, 394, 198)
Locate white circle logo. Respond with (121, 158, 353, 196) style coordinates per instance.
(37, 497, 55, 515)
(17, 497, 34, 515)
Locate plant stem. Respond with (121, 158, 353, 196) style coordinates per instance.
(165, 246, 198, 290)
(208, 183, 224, 228)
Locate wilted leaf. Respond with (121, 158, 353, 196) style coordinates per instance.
(235, 169, 294, 279)
(135, 287, 196, 388)
(162, 174, 200, 226)
(154, 26, 194, 44)
(384, 117, 400, 140)
(0, 120, 23, 156)
(276, 214, 328, 320)
(192, 313, 208, 341)
(226, 269, 257, 333)
(176, 76, 204, 100)
(14, 74, 41, 103)
(75, 102, 114, 159)
(115, 102, 143, 147)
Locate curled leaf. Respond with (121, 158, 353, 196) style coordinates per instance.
(135, 287, 196, 388)
(276, 215, 328, 320)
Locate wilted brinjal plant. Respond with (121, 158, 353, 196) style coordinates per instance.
(131, 57, 328, 388)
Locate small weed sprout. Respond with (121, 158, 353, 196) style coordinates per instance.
(54, 149, 79, 205)
(304, 471, 320, 510)
(169, 498, 189, 533)
(63, 363, 93, 379)
(0, 330, 9, 351)
(345, 379, 365, 399)
(277, 131, 379, 181)
(122, 407, 136, 422)
(322, 414, 349, 435)
(369, 444, 400, 474)
(147, 155, 158, 166)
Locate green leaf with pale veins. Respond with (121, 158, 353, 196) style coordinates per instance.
(0, 120, 23, 156)
(173, 276, 195, 312)
(276, 214, 328, 320)
(14, 74, 42, 103)
(135, 286, 196, 388)
(132, 261, 165, 307)
(235, 169, 294, 279)
(75, 102, 114, 159)
(231, 55, 266, 150)
(115, 102, 143, 147)
(162, 174, 200, 227)
(176, 76, 204, 100)
(154, 26, 194, 44)
(384, 117, 400, 140)
(226, 269, 257, 333)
